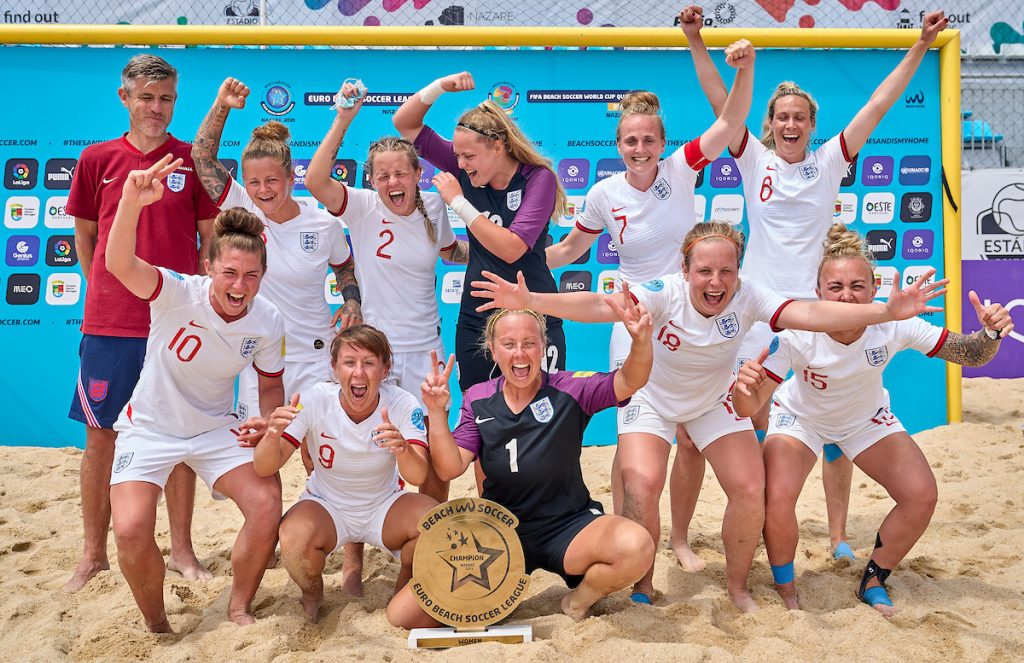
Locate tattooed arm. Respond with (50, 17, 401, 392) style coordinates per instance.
(935, 290, 1013, 367)
(332, 260, 362, 323)
(192, 78, 250, 203)
(440, 239, 470, 264)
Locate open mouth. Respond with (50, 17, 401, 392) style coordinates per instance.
(351, 384, 368, 400)
(226, 292, 245, 308)
(511, 363, 530, 379)
(387, 190, 406, 206)
(782, 134, 800, 144)
(703, 291, 724, 306)
(630, 156, 651, 165)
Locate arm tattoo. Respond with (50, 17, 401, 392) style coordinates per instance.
(445, 239, 470, 264)
(934, 330, 1000, 367)
(192, 102, 232, 203)
(333, 261, 362, 320)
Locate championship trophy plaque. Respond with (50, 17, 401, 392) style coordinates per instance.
(407, 497, 532, 649)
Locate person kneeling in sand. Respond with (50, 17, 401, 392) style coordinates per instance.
(254, 325, 439, 628)
(423, 301, 655, 620)
(106, 156, 286, 632)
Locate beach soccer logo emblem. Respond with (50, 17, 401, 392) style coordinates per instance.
(88, 378, 108, 402)
(300, 232, 318, 253)
(865, 346, 889, 367)
(490, 81, 520, 114)
(651, 178, 672, 200)
(166, 172, 186, 193)
(113, 452, 134, 474)
(716, 312, 739, 338)
(261, 82, 295, 117)
(240, 337, 260, 359)
(507, 189, 522, 212)
(530, 396, 554, 423)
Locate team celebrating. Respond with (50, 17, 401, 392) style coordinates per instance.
(62, 6, 1016, 634)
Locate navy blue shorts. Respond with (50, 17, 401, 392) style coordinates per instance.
(69, 335, 147, 429)
(519, 501, 604, 589)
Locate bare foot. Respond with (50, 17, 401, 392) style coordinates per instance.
(167, 555, 213, 582)
(145, 617, 174, 634)
(560, 584, 602, 621)
(340, 567, 364, 597)
(669, 537, 706, 573)
(728, 588, 759, 613)
(872, 602, 898, 618)
(774, 582, 800, 610)
(228, 608, 257, 626)
(61, 558, 109, 593)
(300, 585, 325, 624)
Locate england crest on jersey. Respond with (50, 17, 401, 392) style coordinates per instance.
(622, 404, 640, 425)
(775, 413, 795, 429)
(166, 172, 186, 192)
(530, 396, 553, 423)
(865, 345, 889, 367)
(507, 189, 522, 211)
(240, 337, 260, 359)
(799, 163, 819, 181)
(716, 312, 739, 338)
(113, 452, 134, 473)
(300, 231, 318, 253)
(651, 177, 672, 200)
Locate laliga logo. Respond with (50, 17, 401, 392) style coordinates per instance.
(490, 82, 520, 114)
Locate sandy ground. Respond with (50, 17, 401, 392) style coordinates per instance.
(1, 378, 1022, 662)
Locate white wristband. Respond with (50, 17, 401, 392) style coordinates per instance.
(418, 79, 446, 105)
(450, 195, 481, 228)
(984, 327, 1000, 340)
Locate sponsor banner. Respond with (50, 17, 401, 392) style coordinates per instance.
(962, 260, 1024, 378)
(0, 45, 945, 445)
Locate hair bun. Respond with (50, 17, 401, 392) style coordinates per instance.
(250, 121, 290, 143)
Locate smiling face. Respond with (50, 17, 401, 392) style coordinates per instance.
(119, 77, 177, 142)
(816, 257, 876, 304)
(617, 114, 666, 186)
(453, 130, 505, 188)
(242, 157, 294, 221)
(205, 247, 264, 321)
(770, 95, 814, 164)
(488, 312, 546, 391)
(371, 150, 421, 216)
(683, 240, 741, 317)
(333, 342, 389, 420)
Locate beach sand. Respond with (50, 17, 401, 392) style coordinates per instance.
(1, 378, 1022, 662)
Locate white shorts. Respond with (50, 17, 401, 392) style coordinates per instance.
(766, 403, 906, 460)
(609, 321, 629, 370)
(110, 421, 252, 498)
(293, 486, 407, 555)
(237, 357, 333, 420)
(736, 320, 777, 372)
(617, 389, 754, 452)
(385, 342, 445, 407)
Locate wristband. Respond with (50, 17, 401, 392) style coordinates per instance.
(984, 327, 1000, 340)
(450, 195, 481, 228)
(341, 284, 361, 304)
(418, 79, 446, 105)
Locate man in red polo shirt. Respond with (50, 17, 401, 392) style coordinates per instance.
(64, 54, 221, 592)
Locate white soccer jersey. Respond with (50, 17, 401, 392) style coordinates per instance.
(576, 143, 701, 286)
(221, 179, 351, 363)
(281, 382, 427, 512)
(732, 130, 853, 299)
(333, 187, 455, 352)
(631, 272, 791, 421)
(116, 268, 285, 438)
(763, 318, 948, 438)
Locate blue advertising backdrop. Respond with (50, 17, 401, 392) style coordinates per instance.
(0, 45, 944, 447)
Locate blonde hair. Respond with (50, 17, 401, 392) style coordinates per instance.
(208, 207, 266, 271)
(760, 81, 819, 150)
(816, 223, 875, 286)
(480, 309, 548, 359)
(616, 90, 666, 141)
(455, 101, 567, 220)
(242, 121, 292, 177)
(329, 324, 393, 368)
(681, 220, 745, 270)
(365, 136, 437, 245)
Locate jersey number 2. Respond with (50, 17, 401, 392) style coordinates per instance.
(376, 229, 395, 260)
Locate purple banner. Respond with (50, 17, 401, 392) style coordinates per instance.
(962, 260, 1024, 378)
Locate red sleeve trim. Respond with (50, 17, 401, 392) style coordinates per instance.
(407, 439, 428, 449)
(769, 299, 796, 332)
(729, 129, 750, 158)
(926, 328, 950, 358)
(329, 255, 352, 269)
(253, 365, 284, 378)
(281, 431, 301, 449)
(684, 137, 711, 171)
(216, 179, 232, 207)
(765, 368, 785, 384)
(839, 131, 855, 163)
(629, 292, 639, 305)
(328, 187, 349, 218)
(145, 268, 164, 301)
(575, 221, 602, 235)
(441, 240, 458, 251)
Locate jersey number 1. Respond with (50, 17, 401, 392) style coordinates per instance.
(505, 438, 519, 473)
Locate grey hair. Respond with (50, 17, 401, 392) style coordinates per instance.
(121, 54, 177, 92)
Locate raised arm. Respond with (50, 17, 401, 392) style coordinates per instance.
(471, 270, 617, 323)
(192, 78, 249, 203)
(694, 39, 755, 162)
(373, 407, 430, 486)
(306, 81, 365, 215)
(420, 353, 475, 480)
(841, 11, 948, 156)
(731, 347, 780, 417)
(392, 71, 475, 142)
(933, 290, 1012, 367)
(105, 155, 182, 299)
(546, 226, 600, 269)
(253, 394, 301, 477)
(606, 284, 654, 400)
